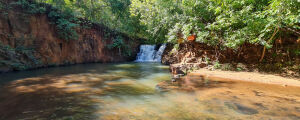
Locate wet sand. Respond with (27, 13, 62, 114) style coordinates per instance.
(189, 69, 300, 87)
(157, 75, 300, 120)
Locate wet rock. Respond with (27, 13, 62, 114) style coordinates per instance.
(253, 90, 264, 96)
(171, 78, 176, 82)
(171, 74, 184, 82)
(234, 103, 259, 115)
(155, 84, 167, 92)
(295, 107, 300, 112)
(170, 64, 186, 75)
(155, 83, 172, 92)
(155, 81, 180, 92)
(170, 63, 208, 76)
(253, 103, 268, 110)
(173, 74, 184, 79)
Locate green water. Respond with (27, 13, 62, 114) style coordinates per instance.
(0, 63, 299, 120)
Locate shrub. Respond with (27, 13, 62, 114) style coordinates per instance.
(14, 0, 46, 14)
(12, 0, 79, 41)
(107, 35, 132, 56)
(213, 61, 221, 69)
(48, 10, 79, 41)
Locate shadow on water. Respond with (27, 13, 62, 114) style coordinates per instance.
(0, 63, 113, 85)
(0, 63, 171, 120)
(0, 76, 96, 120)
(0, 63, 168, 84)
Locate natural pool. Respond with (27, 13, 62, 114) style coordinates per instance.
(0, 63, 299, 120)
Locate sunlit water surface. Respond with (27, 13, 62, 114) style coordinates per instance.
(0, 63, 299, 120)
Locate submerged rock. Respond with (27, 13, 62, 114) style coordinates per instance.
(225, 102, 259, 115)
(155, 81, 181, 92)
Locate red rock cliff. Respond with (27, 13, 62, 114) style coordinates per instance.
(0, 7, 140, 72)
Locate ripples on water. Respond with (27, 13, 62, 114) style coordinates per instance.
(0, 63, 299, 120)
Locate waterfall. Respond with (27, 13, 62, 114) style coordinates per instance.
(154, 43, 167, 62)
(135, 45, 156, 62)
(135, 44, 167, 62)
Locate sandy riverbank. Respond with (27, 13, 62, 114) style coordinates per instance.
(189, 69, 300, 87)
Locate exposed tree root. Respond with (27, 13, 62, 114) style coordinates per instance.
(259, 27, 279, 62)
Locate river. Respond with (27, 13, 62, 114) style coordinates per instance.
(0, 63, 299, 120)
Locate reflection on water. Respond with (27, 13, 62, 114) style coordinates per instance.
(0, 63, 299, 120)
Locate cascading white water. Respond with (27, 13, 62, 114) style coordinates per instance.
(154, 43, 167, 62)
(135, 44, 167, 62)
(135, 45, 156, 62)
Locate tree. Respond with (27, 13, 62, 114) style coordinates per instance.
(130, 0, 299, 48)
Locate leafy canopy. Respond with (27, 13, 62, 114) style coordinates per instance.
(130, 0, 299, 48)
(11, 0, 300, 46)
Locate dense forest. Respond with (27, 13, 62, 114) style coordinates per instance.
(3, 0, 298, 45)
(131, 0, 299, 47)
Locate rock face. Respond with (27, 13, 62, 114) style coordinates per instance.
(163, 38, 300, 76)
(162, 42, 261, 65)
(0, 9, 139, 72)
(163, 39, 300, 65)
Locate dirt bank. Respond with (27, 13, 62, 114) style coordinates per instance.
(0, 1, 140, 73)
(162, 37, 300, 77)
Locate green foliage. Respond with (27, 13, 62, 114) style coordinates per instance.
(293, 49, 300, 56)
(16, 46, 42, 65)
(10, 0, 79, 41)
(0, 1, 5, 10)
(213, 61, 221, 69)
(9, 0, 299, 47)
(107, 36, 125, 49)
(204, 56, 211, 64)
(47, 9, 79, 41)
(130, 0, 299, 48)
(41, 0, 147, 41)
(107, 35, 132, 56)
(0, 43, 12, 51)
(0, 43, 42, 70)
(14, 0, 46, 14)
(221, 63, 233, 71)
(236, 67, 242, 71)
(0, 1, 11, 16)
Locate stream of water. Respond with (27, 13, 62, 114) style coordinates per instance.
(135, 44, 166, 62)
(0, 63, 299, 120)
